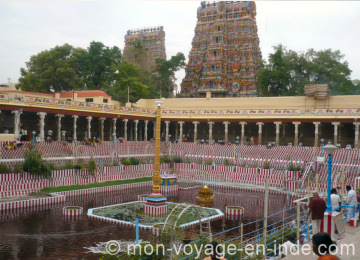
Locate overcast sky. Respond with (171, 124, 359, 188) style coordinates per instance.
(1, 1, 360, 91)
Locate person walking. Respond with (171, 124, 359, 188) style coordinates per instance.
(307, 192, 326, 235)
(346, 185, 357, 220)
(330, 188, 341, 211)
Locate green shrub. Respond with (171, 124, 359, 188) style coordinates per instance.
(0, 163, 12, 173)
(160, 156, 171, 164)
(23, 148, 51, 177)
(130, 157, 140, 165)
(13, 164, 23, 173)
(204, 159, 213, 165)
(74, 164, 84, 170)
(223, 159, 234, 166)
(88, 159, 97, 174)
(172, 156, 182, 163)
(121, 158, 131, 166)
(263, 160, 270, 169)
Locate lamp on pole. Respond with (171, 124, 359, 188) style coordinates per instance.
(323, 141, 337, 212)
(168, 134, 171, 157)
(32, 131, 36, 151)
(236, 136, 239, 154)
(320, 138, 325, 157)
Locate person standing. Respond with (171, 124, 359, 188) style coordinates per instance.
(330, 188, 341, 211)
(307, 192, 326, 235)
(346, 185, 357, 220)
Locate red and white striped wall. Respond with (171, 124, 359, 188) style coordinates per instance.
(226, 206, 244, 216)
(143, 204, 168, 216)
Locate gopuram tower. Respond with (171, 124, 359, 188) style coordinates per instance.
(180, 1, 261, 97)
(123, 26, 166, 72)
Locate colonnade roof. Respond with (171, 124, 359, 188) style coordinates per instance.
(1, 92, 360, 122)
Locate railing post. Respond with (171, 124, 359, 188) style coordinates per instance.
(297, 201, 300, 246)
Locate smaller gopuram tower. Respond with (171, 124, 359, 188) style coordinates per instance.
(123, 26, 166, 72)
(180, 1, 262, 97)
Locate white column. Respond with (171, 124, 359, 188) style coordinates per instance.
(61, 130, 66, 141)
(37, 112, 46, 142)
(239, 122, 247, 145)
(56, 114, 64, 141)
(179, 121, 185, 143)
(123, 119, 128, 141)
(354, 122, 360, 149)
(134, 120, 139, 141)
(332, 122, 340, 146)
(99, 117, 106, 141)
(12, 110, 22, 140)
(193, 121, 199, 143)
(112, 118, 117, 138)
(293, 122, 301, 146)
(208, 121, 214, 142)
(165, 121, 170, 142)
(86, 116, 92, 139)
(72, 115, 78, 141)
(274, 121, 282, 146)
(223, 121, 230, 143)
(313, 122, 321, 147)
(144, 120, 149, 141)
(256, 122, 264, 145)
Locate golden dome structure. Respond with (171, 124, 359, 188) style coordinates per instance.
(196, 185, 214, 207)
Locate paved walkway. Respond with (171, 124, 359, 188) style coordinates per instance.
(284, 222, 360, 260)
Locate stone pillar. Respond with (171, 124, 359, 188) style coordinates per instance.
(86, 116, 92, 139)
(332, 122, 340, 146)
(12, 110, 22, 140)
(239, 122, 247, 145)
(123, 119, 128, 141)
(179, 121, 185, 143)
(293, 122, 301, 146)
(274, 121, 282, 146)
(165, 121, 170, 142)
(193, 121, 199, 143)
(354, 122, 360, 149)
(99, 117, 106, 141)
(112, 118, 117, 138)
(56, 114, 64, 141)
(208, 121, 214, 142)
(144, 120, 148, 141)
(223, 121, 230, 143)
(133, 120, 138, 141)
(61, 130, 66, 141)
(256, 122, 264, 145)
(313, 122, 321, 147)
(37, 112, 46, 142)
(72, 115, 78, 141)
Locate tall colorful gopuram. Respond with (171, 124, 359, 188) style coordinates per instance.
(180, 1, 261, 97)
(123, 26, 166, 72)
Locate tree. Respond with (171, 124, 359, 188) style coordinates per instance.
(153, 52, 186, 98)
(123, 39, 150, 72)
(257, 45, 358, 96)
(18, 44, 85, 92)
(83, 41, 122, 91)
(17, 42, 122, 93)
(109, 60, 150, 104)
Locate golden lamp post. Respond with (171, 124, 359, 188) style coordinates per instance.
(144, 101, 168, 215)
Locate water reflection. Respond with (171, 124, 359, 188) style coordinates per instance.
(0, 184, 294, 259)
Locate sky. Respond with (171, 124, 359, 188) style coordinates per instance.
(1, 1, 360, 91)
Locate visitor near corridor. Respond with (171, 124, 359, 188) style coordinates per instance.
(346, 185, 357, 220)
(331, 188, 341, 211)
(307, 192, 327, 234)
